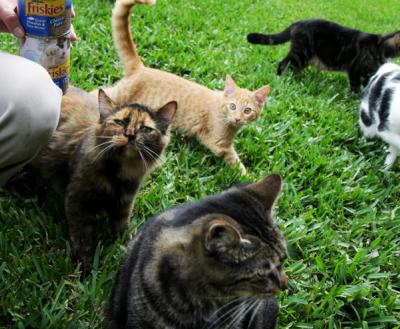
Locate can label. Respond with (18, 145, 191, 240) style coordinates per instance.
(20, 36, 71, 93)
(18, 0, 72, 37)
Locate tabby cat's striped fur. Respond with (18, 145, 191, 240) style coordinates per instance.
(109, 174, 288, 329)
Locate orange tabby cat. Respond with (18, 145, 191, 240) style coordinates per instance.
(98, 0, 270, 174)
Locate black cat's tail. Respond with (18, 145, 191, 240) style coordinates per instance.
(247, 26, 291, 45)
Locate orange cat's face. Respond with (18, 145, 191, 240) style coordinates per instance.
(222, 75, 270, 126)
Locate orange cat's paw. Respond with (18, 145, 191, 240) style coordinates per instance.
(239, 162, 247, 175)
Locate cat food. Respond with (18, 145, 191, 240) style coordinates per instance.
(18, 0, 72, 94)
(20, 35, 70, 93)
(18, 0, 72, 37)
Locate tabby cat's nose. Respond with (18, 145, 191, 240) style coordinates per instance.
(280, 272, 288, 290)
(271, 268, 288, 291)
(128, 134, 136, 143)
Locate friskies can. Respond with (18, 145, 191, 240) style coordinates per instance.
(18, 0, 72, 94)
(18, 0, 72, 37)
(20, 36, 71, 93)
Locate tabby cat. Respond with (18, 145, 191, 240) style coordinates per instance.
(108, 173, 288, 329)
(247, 19, 400, 91)
(99, 0, 271, 175)
(359, 62, 400, 169)
(33, 88, 176, 271)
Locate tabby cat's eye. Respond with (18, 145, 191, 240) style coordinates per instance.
(114, 119, 125, 126)
(230, 103, 236, 111)
(140, 126, 153, 133)
(244, 107, 252, 114)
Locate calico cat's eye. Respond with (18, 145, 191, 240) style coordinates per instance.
(114, 119, 125, 126)
(140, 126, 153, 133)
(230, 103, 236, 111)
(244, 107, 252, 114)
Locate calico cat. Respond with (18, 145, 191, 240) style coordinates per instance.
(33, 88, 177, 271)
(247, 19, 400, 91)
(359, 62, 400, 169)
(99, 0, 271, 175)
(108, 174, 288, 329)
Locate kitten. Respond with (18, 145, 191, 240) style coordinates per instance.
(108, 174, 288, 329)
(33, 88, 177, 271)
(247, 19, 400, 91)
(359, 62, 400, 169)
(41, 42, 68, 67)
(99, 0, 270, 175)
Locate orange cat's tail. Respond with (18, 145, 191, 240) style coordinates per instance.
(112, 0, 156, 75)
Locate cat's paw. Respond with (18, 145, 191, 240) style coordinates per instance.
(239, 163, 247, 175)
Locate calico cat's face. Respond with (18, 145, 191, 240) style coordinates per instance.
(95, 89, 177, 161)
(222, 75, 270, 126)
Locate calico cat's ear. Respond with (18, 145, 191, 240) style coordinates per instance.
(98, 88, 117, 121)
(382, 32, 400, 57)
(242, 174, 282, 211)
(224, 74, 237, 97)
(254, 85, 271, 107)
(205, 219, 242, 251)
(155, 101, 177, 132)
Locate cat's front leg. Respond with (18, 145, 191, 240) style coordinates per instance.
(224, 146, 247, 175)
(107, 196, 135, 240)
(202, 139, 247, 174)
(384, 145, 398, 170)
(65, 185, 98, 274)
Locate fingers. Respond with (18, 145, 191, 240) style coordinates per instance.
(69, 5, 76, 41)
(0, 0, 24, 38)
(69, 24, 76, 41)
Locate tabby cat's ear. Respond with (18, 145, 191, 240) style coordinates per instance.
(382, 32, 400, 57)
(254, 85, 270, 107)
(242, 174, 282, 211)
(98, 89, 117, 121)
(224, 74, 237, 97)
(155, 101, 177, 132)
(205, 219, 242, 251)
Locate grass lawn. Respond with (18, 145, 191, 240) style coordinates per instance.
(1, 0, 400, 328)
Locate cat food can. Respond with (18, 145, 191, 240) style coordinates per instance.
(20, 35, 71, 93)
(18, 0, 72, 37)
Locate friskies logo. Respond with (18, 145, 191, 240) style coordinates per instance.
(26, 0, 65, 17)
(48, 59, 70, 79)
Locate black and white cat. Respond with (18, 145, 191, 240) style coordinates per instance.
(359, 62, 400, 169)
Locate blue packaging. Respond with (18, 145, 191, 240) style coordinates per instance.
(18, 0, 72, 37)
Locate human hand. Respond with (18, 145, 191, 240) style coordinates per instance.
(0, 0, 24, 38)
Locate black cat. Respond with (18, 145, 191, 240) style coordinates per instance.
(248, 19, 400, 91)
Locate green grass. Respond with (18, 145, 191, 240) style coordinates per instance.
(1, 0, 400, 328)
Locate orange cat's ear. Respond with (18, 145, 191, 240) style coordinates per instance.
(98, 88, 116, 121)
(155, 101, 177, 132)
(254, 85, 270, 107)
(224, 74, 237, 97)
